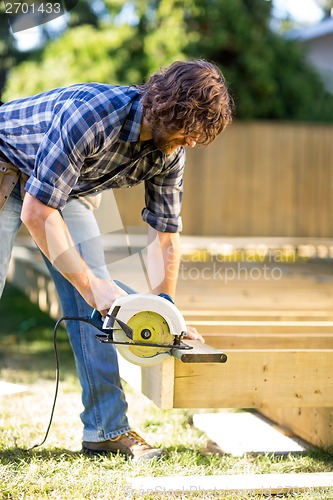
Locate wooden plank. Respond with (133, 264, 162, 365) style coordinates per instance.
(173, 350, 333, 409)
(183, 309, 333, 321)
(202, 333, 333, 350)
(141, 357, 175, 410)
(260, 407, 333, 451)
(192, 411, 306, 456)
(118, 358, 175, 411)
(129, 472, 333, 495)
(177, 284, 333, 312)
(186, 320, 333, 334)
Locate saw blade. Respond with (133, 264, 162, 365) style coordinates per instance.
(127, 310, 174, 358)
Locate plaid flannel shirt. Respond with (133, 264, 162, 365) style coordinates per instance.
(0, 83, 185, 232)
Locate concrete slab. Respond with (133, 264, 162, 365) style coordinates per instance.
(193, 411, 306, 456)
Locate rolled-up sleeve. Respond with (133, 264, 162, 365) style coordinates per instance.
(142, 148, 185, 233)
(25, 100, 105, 209)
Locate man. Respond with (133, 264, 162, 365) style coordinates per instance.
(0, 59, 233, 461)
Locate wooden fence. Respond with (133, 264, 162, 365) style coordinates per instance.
(105, 121, 333, 237)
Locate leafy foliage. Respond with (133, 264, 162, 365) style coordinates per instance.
(184, 0, 333, 120)
(0, 5, 21, 99)
(3, 24, 135, 98)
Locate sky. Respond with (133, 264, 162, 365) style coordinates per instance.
(273, 0, 323, 23)
(13, 0, 325, 51)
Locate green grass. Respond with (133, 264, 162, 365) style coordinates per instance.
(1, 284, 333, 499)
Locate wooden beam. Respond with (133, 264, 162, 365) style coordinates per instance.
(202, 333, 333, 350)
(183, 309, 333, 320)
(129, 472, 333, 495)
(117, 354, 175, 410)
(260, 407, 333, 451)
(187, 320, 333, 334)
(141, 357, 175, 410)
(8, 248, 60, 319)
(173, 350, 333, 409)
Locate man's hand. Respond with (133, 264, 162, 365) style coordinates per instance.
(184, 325, 205, 343)
(82, 272, 127, 316)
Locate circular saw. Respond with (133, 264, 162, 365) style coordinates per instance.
(95, 294, 191, 366)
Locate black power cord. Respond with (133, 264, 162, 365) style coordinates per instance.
(25, 315, 90, 452)
(25, 312, 191, 451)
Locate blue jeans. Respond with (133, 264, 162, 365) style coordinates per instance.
(0, 182, 130, 442)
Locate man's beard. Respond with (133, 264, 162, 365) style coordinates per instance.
(152, 129, 180, 155)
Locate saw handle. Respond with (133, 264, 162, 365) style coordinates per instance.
(89, 279, 135, 330)
(158, 293, 174, 304)
(90, 309, 104, 330)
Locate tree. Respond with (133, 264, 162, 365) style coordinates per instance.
(3, 23, 134, 100)
(0, 0, 100, 98)
(3, 0, 333, 121)
(0, 5, 19, 100)
(184, 0, 333, 120)
(3, 0, 190, 99)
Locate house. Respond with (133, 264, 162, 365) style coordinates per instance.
(289, 17, 333, 94)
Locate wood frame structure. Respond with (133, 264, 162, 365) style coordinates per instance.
(118, 344, 333, 411)
(7, 243, 333, 451)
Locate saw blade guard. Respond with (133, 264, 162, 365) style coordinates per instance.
(102, 294, 187, 366)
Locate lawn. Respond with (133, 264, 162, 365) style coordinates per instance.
(0, 284, 332, 499)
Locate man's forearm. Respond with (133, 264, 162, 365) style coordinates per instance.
(146, 228, 204, 342)
(147, 227, 181, 299)
(22, 194, 90, 286)
(21, 193, 123, 312)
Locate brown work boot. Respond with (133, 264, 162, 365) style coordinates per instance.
(82, 430, 165, 462)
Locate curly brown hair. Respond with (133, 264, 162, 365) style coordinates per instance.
(140, 60, 234, 146)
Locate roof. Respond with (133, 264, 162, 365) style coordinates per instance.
(288, 16, 333, 42)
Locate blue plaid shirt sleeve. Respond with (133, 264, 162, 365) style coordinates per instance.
(142, 148, 185, 233)
(25, 99, 108, 208)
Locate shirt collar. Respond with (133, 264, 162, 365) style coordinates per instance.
(119, 91, 143, 143)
